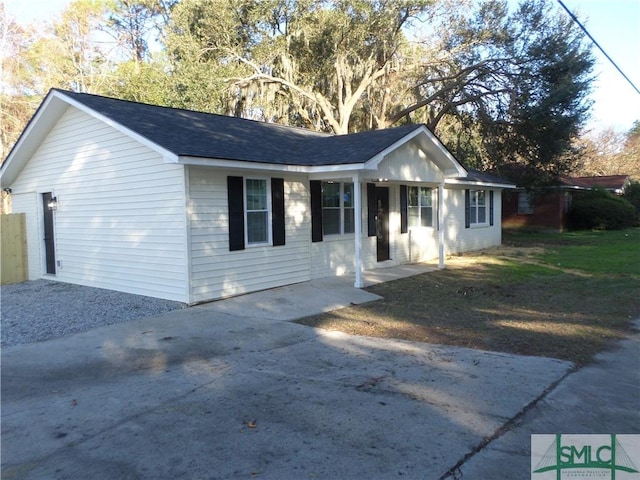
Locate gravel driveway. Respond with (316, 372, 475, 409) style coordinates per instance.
(1, 280, 185, 347)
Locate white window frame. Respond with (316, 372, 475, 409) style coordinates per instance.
(244, 177, 272, 246)
(321, 181, 355, 236)
(408, 186, 434, 228)
(470, 189, 488, 226)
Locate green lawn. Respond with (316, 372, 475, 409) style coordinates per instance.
(532, 229, 640, 276)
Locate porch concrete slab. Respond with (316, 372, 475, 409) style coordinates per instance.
(193, 277, 381, 321)
(360, 262, 439, 287)
(1, 286, 573, 480)
(193, 263, 437, 321)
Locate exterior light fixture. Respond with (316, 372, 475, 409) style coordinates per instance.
(48, 197, 58, 211)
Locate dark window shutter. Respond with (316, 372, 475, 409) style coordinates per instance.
(367, 183, 376, 237)
(489, 190, 494, 226)
(464, 189, 471, 229)
(271, 178, 285, 246)
(228, 176, 245, 251)
(400, 185, 408, 234)
(310, 180, 323, 242)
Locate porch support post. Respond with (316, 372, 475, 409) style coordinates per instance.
(353, 173, 364, 288)
(438, 182, 445, 269)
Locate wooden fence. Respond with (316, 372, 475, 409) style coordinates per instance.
(1, 213, 28, 285)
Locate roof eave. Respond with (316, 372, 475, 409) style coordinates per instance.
(178, 155, 368, 174)
(445, 178, 516, 189)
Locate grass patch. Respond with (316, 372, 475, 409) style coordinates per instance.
(297, 229, 640, 365)
(534, 229, 640, 276)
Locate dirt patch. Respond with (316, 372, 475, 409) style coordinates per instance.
(297, 240, 639, 366)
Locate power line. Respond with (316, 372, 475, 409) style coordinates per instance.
(556, 0, 640, 96)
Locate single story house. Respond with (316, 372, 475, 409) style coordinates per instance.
(502, 175, 631, 232)
(1, 89, 513, 304)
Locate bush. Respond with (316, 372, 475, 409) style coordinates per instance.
(623, 181, 640, 225)
(568, 187, 635, 230)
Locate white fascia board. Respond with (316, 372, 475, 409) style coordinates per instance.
(445, 178, 516, 189)
(308, 169, 374, 181)
(178, 156, 367, 175)
(56, 91, 179, 163)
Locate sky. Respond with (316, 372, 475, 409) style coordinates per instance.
(6, 0, 640, 134)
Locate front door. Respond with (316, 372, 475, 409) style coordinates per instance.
(42, 192, 56, 275)
(376, 186, 390, 261)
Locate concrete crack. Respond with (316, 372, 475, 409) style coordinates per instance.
(438, 364, 578, 480)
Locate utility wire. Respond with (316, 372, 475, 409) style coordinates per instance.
(556, 0, 640, 95)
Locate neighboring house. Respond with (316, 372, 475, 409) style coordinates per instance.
(502, 175, 631, 232)
(1, 89, 513, 303)
(569, 175, 630, 195)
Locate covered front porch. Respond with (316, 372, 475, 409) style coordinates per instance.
(308, 174, 454, 288)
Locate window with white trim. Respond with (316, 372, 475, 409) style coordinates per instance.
(321, 181, 354, 235)
(408, 186, 433, 227)
(517, 192, 534, 214)
(245, 178, 269, 244)
(470, 190, 487, 225)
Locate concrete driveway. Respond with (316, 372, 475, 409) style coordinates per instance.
(1, 272, 576, 479)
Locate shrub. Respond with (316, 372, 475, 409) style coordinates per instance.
(623, 181, 640, 225)
(568, 187, 635, 230)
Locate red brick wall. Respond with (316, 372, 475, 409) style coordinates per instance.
(502, 191, 570, 231)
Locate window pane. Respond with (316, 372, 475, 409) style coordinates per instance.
(247, 211, 268, 243)
(408, 206, 420, 227)
(322, 182, 340, 207)
(421, 207, 433, 227)
(343, 183, 354, 208)
(420, 187, 432, 207)
(344, 208, 354, 233)
(477, 190, 486, 206)
(478, 206, 486, 224)
(246, 179, 267, 210)
(322, 208, 340, 235)
(470, 208, 478, 225)
(408, 186, 419, 207)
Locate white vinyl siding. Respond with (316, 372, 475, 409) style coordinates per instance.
(445, 188, 502, 254)
(188, 167, 310, 303)
(9, 107, 189, 302)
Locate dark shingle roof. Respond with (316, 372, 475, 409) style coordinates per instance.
(58, 90, 422, 166)
(566, 175, 629, 190)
